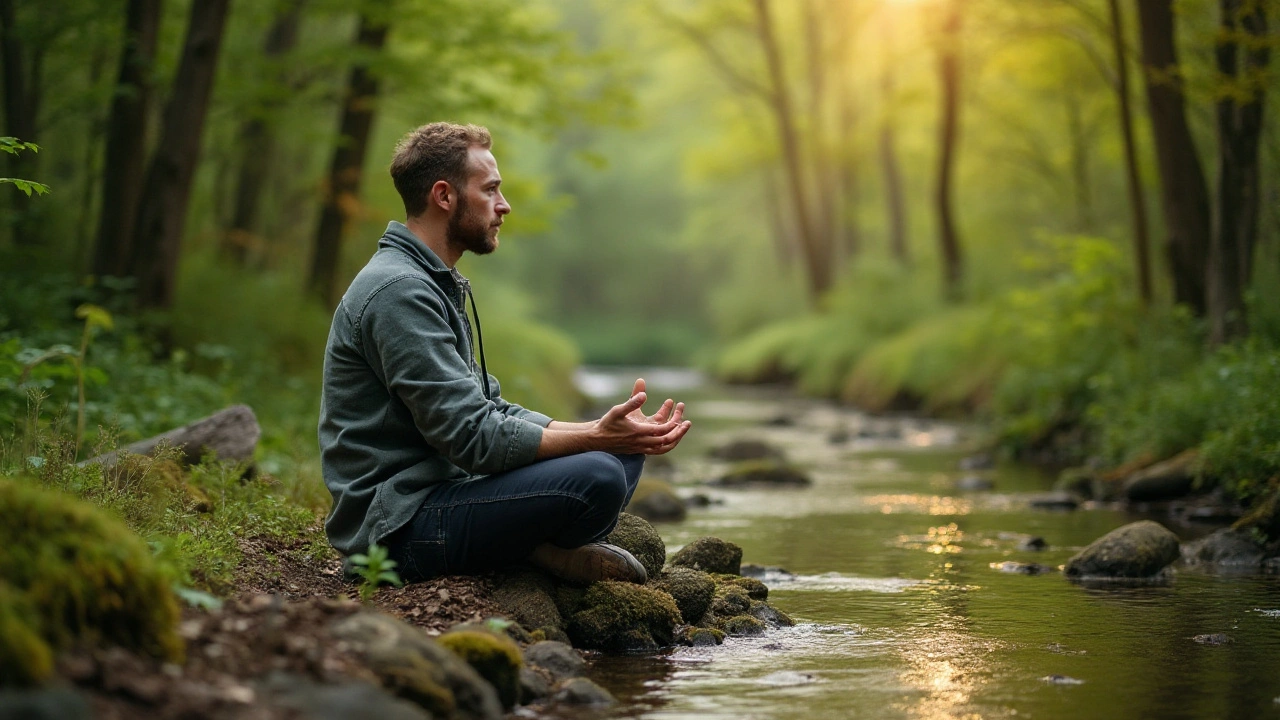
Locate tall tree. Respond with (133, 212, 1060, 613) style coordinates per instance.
(752, 0, 830, 301)
(129, 0, 231, 309)
(1137, 0, 1211, 316)
(1209, 0, 1270, 343)
(92, 0, 162, 278)
(222, 0, 306, 267)
(879, 9, 909, 266)
(935, 0, 965, 301)
(308, 2, 390, 308)
(1107, 0, 1153, 305)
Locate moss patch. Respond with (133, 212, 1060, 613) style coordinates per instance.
(670, 537, 742, 575)
(438, 629, 523, 709)
(565, 581, 682, 652)
(651, 567, 715, 625)
(491, 569, 565, 638)
(606, 513, 666, 578)
(0, 583, 53, 687)
(0, 480, 183, 670)
(711, 573, 768, 600)
(717, 615, 766, 636)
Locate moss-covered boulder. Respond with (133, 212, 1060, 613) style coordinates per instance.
(606, 513, 666, 579)
(716, 615, 766, 636)
(1122, 450, 1199, 502)
(749, 599, 794, 628)
(438, 630, 523, 710)
(1181, 528, 1268, 567)
(329, 611, 503, 720)
(0, 584, 53, 688)
(1064, 520, 1181, 579)
(651, 567, 715, 625)
(670, 537, 743, 575)
(564, 581, 682, 652)
(675, 625, 725, 646)
(625, 479, 687, 523)
(0, 480, 183, 676)
(711, 573, 768, 601)
(710, 459, 811, 488)
(491, 570, 565, 640)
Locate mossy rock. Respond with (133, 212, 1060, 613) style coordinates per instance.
(709, 459, 811, 488)
(749, 600, 794, 628)
(625, 479, 687, 523)
(709, 587, 752, 617)
(710, 573, 768, 601)
(606, 513, 666, 579)
(650, 568, 715, 625)
(716, 615, 766, 636)
(670, 537, 742, 575)
(330, 611, 503, 719)
(1064, 520, 1181, 579)
(0, 480, 182, 667)
(565, 581, 682, 652)
(438, 630, 523, 710)
(675, 625, 724, 647)
(0, 583, 53, 688)
(491, 570, 565, 638)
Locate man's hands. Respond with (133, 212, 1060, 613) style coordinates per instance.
(536, 378, 691, 459)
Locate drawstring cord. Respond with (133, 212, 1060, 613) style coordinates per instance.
(453, 270, 492, 400)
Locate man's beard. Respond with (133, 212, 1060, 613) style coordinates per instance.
(446, 194, 497, 256)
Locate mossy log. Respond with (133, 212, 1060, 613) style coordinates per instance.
(80, 404, 260, 469)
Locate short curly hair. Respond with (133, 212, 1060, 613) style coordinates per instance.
(389, 122, 492, 217)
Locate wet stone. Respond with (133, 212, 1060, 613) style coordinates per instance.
(709, 439, 784, 462)
(1017, 536, 1049, 551)
(522, 641, 584, 683)
(551, 677, 616, 706)
(991, 561, 1055, 575)
(1192, 633, 1233, 646)
(670, 537, 743, 575)
(1064, 520, 1181, 579)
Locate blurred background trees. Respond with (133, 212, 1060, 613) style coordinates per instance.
(1, 0, 1279, 491)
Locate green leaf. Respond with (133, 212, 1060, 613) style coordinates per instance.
(173, 584, 224, 611)
(75, 303, 114, 332)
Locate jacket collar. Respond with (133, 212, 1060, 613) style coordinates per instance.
(378, 221, 454, 278)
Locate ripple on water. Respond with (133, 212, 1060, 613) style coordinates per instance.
(762, 572, 922, 593)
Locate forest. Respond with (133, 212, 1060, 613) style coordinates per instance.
(2, 0, 1280, 717)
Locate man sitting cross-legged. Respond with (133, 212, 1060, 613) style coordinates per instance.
(318, 122, 692, 585)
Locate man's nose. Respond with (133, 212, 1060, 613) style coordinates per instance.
(495, 193, 511, 216)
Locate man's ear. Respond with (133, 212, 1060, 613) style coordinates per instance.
(429, 180, 453, 212)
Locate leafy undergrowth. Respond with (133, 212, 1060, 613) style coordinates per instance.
(714, 236, 1280, 503)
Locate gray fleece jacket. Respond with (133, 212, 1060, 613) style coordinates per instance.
(318, 221, 551, 556)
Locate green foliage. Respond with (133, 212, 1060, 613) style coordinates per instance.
(0, 137, 49, 197)
(348, 543, 403, 603)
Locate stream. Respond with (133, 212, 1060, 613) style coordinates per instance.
(541, 367, 1280, 720)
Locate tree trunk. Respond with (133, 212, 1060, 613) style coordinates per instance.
(130, 0, 231, 309)
(935, 0, 965, 302)
(0, 0, 40, 244)
(223, 0, 305, 267)
(307, 9, 390, 309)
(753, 0, 831, 302)
(92, 0, 162, 279)
(1108, 0, 1153, 306)
(803, 0, 837, 263)
(1137, 0, 1211, 316)
(879, 12, 909, 265)
(1209, 0, 1269, 344)
(1065, 89, 1095, 231)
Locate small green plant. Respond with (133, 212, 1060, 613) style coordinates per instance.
(18, 304, 113, 455)
(0, 137, 49, 197)
(348, 543, 402, 602)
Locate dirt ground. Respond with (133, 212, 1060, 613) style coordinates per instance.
(59, 533, 516, 719)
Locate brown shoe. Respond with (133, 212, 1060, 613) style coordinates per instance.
(529, 542, 648, 585)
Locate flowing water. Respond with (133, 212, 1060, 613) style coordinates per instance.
(541, 368, 1280, 720)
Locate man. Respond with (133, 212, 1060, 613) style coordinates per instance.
(319, 122, 691, 586)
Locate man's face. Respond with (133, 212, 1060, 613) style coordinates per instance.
(446, 147, 510, 256)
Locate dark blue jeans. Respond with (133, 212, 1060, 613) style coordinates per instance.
(386, 452, 644, 582)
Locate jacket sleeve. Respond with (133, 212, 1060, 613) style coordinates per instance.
(359, 277, 544, 474)
(485, 374, 554, 427)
